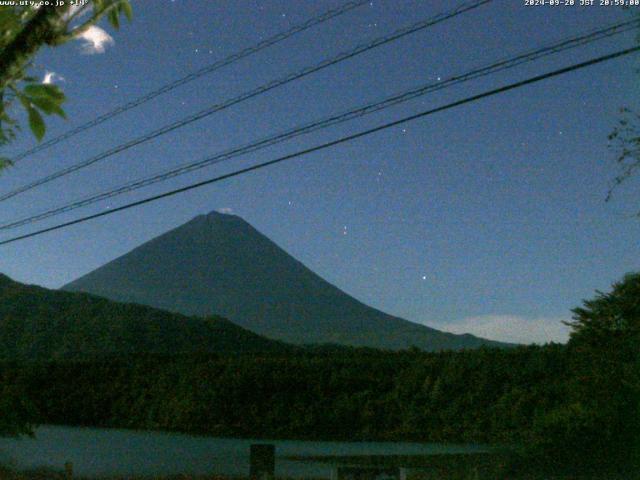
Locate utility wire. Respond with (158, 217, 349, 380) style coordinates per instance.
(8, 0, 372, 163)
(0, 45, 637, 247)
(0, 0, 491, 203)
(0, 18, 637, 231)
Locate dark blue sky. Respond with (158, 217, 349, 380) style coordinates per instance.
(1, 0, 638, 343)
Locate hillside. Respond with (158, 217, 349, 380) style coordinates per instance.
(64, 211, 508, 351)
(0, 273, 287, 359)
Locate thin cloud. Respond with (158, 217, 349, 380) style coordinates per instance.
(217, 208, 234, 214)
(42, 71, 64, 84)
(76, 26, 114, 54)
(436, 314, 571, 345)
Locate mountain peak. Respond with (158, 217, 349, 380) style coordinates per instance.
(189, 210, 246, 225)
(207, 209, 236, 218)
(179, 211, 248, 235)
(63, 213, 509, 351)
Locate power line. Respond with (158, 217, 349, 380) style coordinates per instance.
(0, 0, 491, 203)
(0, 18, 637, 231)
(8, 0, 372, 163)
(1, 45, 637, 247)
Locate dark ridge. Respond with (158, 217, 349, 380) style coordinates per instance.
(0, 273, 289, 359)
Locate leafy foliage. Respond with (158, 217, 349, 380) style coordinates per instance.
(560, 273, 640, 469)
(1, 341, 634, 474)
(568, 271, 640, 346)
(3, 347, 568, 441)
(606, 11, 640, 209)
(608, 108, 640, 207)
(0, 381, 35, 437)
(0, 1, 132, 161)
(0, 273, 637, 475)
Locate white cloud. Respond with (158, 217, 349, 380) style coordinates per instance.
(76, 26, 114, 54)
(435, 314, 571, 345)
(42, 71, 64, 85)
(217, 207, 234, 214)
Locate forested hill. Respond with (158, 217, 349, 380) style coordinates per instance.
(0, 273, 289, 359)
(64, 211, 510, 351)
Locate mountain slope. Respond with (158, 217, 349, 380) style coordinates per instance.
(0, 273, 287, 359)
(64, 211, 508, 351)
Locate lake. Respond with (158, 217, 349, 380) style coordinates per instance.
(0, 425, 488, 478)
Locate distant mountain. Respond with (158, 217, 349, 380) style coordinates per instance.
(64, 211, 508, 351)
(0, 273, 287, 359)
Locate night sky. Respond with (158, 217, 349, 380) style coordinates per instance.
(0, 0, 638, 344)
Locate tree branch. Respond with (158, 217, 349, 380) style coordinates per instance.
(56, 0, 126, 44)
(0, 5, 69, 90)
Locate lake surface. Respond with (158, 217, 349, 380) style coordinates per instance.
(0, 425, 488, 478)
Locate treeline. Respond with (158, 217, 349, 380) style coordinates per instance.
(3, 346, 567, 442)
(0, 273, 637, 476)
(0, 342, 636, 472)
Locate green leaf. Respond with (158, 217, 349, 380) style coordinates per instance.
(27, 105, 45, 141)
(0, 9, 20, 43)
(23, 84, 65, 102)
(108, 8, 120, 29)
(121, 1, 133, 22)
(29, 96, 66, 118)
(17, 92, 30, 110)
